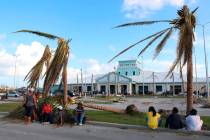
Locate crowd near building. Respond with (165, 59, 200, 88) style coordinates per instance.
(52, 60, 209, 96)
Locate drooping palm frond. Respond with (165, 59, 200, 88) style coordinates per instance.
(14, 30, 60, 40)
(24, 45, 51, 88)
(43, 39, 70, 95)
(138, 29, 169, 56)
(114, 20, 172, 28)
(108, 27, 171, 62)
(153, 28, 173, 59)
(192, 7, 199, 14)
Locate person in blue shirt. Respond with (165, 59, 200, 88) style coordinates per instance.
(73, 102, 85, 125)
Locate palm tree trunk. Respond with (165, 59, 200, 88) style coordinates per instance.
(63, 63, 68, 106)
(187, 52, 193, 114)
(83, 103, 124, 113)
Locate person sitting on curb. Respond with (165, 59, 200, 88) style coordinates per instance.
(165, 107, 183, 129)
(42, 100, 53, 124)
(186, 109, 203, 131)
(56, 105, 64, 127)
(146, 106, 161, 129)
(73, 102, 85, 125)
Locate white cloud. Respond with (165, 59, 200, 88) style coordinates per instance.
(0, 41, 46, 87)
(67, 58, 117, 83)
(123, 0, 196, 18)
(143, 58, 205, 77)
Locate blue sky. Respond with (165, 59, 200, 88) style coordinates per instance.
(0, 0, 210, 87)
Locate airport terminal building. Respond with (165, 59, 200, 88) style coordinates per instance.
(52, 60, 208, 95)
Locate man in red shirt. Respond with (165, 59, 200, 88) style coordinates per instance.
(42, 101, 53, 124)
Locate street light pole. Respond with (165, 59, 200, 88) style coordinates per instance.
(13, 55, 18, 89)
(141, 55, 145, 96)
(197, 22, 210, 99)
(201, 23, 210, 99)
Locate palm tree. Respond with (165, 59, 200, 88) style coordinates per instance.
(15, 30, 70, 105)
(109, 5, 197, 113)
(24, 45, 51, 90)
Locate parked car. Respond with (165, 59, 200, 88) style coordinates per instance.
(7, 91, 20, 97)
(0, 92, 7, 100)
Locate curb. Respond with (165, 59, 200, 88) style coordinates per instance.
(87, 121, 210, 137)
(0, 112, 9, 115)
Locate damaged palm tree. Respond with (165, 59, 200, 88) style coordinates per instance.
(15, 30, 70, 105)
(109, 5, 197, 113)
(24, 45, 51, 90)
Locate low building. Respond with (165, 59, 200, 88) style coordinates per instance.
(51, 60, 208, 96)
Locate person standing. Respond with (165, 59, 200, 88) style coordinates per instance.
(23, 88, 37, 125)
(165, 107, 183, 129)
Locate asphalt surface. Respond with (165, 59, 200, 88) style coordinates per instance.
(0, 121, 209, 140)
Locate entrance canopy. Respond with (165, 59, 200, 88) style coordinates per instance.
(96, 72, 132, 84)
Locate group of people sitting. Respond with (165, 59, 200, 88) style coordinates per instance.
(23, 88, 204, 131)
(146, 106, 203, 131)
(23, 88, 85, 126)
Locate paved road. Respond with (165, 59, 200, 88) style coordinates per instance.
(0, 121, 209, 140)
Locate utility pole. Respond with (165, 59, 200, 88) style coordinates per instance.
(91, 74, 94, 97)
(194, 48, 198, 97)
(198, 22, 210, 100)
(142, 55, 145, 96)
(152, 72, 155, 96)
(172, 72, 175, 96)
(13, 55, 18, 89)
(80, 69, 83, 97)
(76, 74, 79, 94)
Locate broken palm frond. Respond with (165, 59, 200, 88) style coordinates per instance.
(14, 30, 60, 40)
(43, 39, 70, 96)
(153, 28, 174, 59)
(113, 20, 172, 28)
(138, 28, 169, 56)
(24, 45, 51, 89)
(108, 27, 171, 62)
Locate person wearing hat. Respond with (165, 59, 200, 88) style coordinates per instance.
(23, 88, 37, 125)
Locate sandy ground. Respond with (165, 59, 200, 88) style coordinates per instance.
(77, 96, 210, 116)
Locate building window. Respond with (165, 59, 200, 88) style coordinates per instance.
(125, 71, 128, 75)
(133, 71, 135, 75)
(156, 85, 162, 92)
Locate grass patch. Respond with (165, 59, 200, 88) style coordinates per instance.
(86, 110, 147, 125)
(3, 103, 210, 131)
(201, 116, 210, 130)
(0, 103, 22, 112)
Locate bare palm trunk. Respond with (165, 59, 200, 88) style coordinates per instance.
(180, 63, 185, 92)
(63, 63, 68, 106)
(187, 53, 193, 114)
(83, 103, 124, 113)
